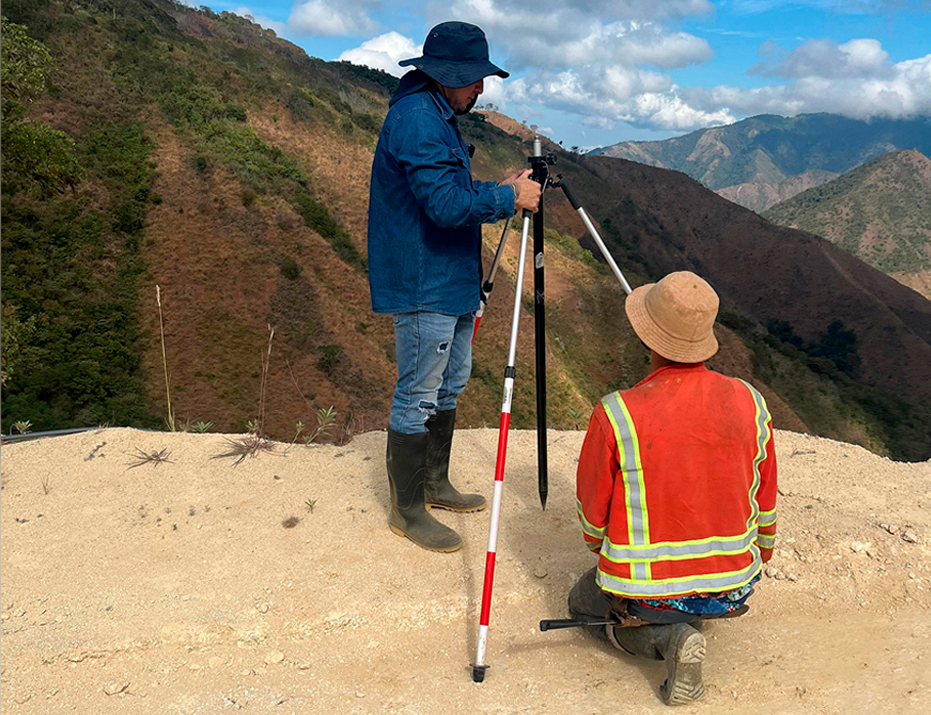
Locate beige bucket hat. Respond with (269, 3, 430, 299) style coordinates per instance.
(625, 271, 719, 363)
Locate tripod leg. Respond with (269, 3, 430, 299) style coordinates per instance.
(532, 193, 548, 510)
(557, 178, 633, 295)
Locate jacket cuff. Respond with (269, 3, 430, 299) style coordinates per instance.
(490, 184, 515, 221)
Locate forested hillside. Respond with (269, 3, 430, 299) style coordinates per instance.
(3, 0, 930, 460)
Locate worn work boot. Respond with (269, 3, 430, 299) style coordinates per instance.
(386, 428, 462, 552)
(609, 622, 707, 706)
(424, 409, 486, 513)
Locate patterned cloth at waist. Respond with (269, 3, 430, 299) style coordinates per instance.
(630, 576, 759, 616)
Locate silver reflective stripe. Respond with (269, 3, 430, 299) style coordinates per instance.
(601, 529, 758, 562)
(602, 392, 649, 547)
(576, 499, 607, 540)
(759, 509, 777, 527)
(757, 534, 776, 548)
(739, 380, 771, 532)
(596, 548, 763, 597)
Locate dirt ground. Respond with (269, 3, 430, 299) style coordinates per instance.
(1, 427, 929, 714)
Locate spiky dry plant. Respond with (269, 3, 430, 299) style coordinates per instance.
(127, 447, 173, 469)
(212, 433, 277, 467)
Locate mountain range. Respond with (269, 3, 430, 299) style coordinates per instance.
(591, 114, 931, 214)
(2, 0, 930, 461)
(763, 149, 931, 298)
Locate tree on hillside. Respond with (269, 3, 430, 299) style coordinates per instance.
(1, 16, 80, 196)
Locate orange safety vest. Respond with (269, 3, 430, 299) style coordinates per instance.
(577, 364, 777, 599)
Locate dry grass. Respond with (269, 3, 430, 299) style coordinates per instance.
(126, 447, 173, 469)
(211, 432, 278, 467)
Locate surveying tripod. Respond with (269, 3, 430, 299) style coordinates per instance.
(471, 139, 634, 683)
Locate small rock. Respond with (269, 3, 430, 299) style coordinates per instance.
(356, 691, 366, 698)
(264, 651, 284, 665)
(901, 530, 919, 544)
(764, 566, 782, 580)
(908, 572, 916, 580)
(850, 541, 870, 553)
(103, 682, 129, 696)
(258, 603, 269, 614)
(881, 523, 899, 535)
(533, 568, 548, 579)
(785, 573, 798, 582)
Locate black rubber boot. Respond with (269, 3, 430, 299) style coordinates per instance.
(610, 622, 707, 706)
(386, 428, 462, 552)
(424, 409, 486, 513)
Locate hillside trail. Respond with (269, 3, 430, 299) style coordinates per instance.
(1, 427, 928, 714)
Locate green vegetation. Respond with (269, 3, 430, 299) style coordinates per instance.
(763, 151, 931, 274)
(2, 15, 155, 433)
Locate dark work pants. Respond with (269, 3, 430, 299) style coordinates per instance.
(568, 567, 698, 639)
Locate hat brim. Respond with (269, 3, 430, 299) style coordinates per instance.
(625, 284, 719, 363)
(398, 57, 509, 87)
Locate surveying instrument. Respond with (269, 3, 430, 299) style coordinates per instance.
(470, 138, 634, 682)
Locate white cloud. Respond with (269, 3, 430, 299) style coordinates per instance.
(339, 32, 422, 76)
(684, 52, 931, 119)
(288, 0, 379, 37)
(751, 38, 892, 79)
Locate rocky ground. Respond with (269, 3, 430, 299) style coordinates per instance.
(1, 427, 929, 713)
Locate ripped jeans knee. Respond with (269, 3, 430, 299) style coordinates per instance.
(389, 311, 475, 433)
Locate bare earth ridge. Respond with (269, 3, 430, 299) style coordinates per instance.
(2, 428, 929, 713)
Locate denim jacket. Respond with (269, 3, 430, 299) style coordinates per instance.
(367, 72, 515, 315)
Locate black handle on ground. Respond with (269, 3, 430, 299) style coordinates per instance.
(539, 618, 616, 632)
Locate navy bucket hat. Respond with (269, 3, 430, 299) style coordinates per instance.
(399, 22, 509, 88)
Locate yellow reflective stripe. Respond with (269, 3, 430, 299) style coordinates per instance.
(600, 528, 758, 563)
(739, 380, 771, 534)
(757, 534, 776, 548)
(601, 395, 635, 546)
(587, 541, 602, 552)
(601, 392, 651, 547)
(596, 546, 762, 597)
(576, 498, 607, 540)
(759, 508, 777, 527)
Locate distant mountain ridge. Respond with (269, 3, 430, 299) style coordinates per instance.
(590, 114, 931, 213)
(763, 150, 931, 285)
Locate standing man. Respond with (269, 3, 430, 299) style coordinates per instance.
(570, 272, 777, 705)
(368, 22, 541, 553)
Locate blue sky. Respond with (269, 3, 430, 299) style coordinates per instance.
(199, 1, 931, 149)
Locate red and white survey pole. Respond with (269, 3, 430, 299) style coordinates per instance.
(470, 208, 533, 683)
(472, 218, 512, 343)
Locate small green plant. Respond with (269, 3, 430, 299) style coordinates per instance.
(567, 408, 585, 430)
(305, 498, 317, 513)
(127, 447, 173, 469)
(304, 406, 337, 444)
(192, 421, 213, 433)
(12, 420, 32, 434)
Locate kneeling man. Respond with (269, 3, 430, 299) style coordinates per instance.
(571, 271, 777, 705)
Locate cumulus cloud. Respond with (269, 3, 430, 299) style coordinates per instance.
(339, 32, 422, 76)
(288, 0, 379, 37)
(683, 51, 931, 120)
(751, 38, 893, 79)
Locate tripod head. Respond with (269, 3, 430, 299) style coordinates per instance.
(528, 137, 557, 190)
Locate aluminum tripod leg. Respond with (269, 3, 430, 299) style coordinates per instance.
(473, 218, 512, 343)
(557, 178, 633, 295)
(471, 209, 532, 683)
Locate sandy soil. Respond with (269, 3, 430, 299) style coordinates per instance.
(2, 427, 929, 714)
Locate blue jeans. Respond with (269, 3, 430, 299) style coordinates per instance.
(390, 311, 475, 434)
